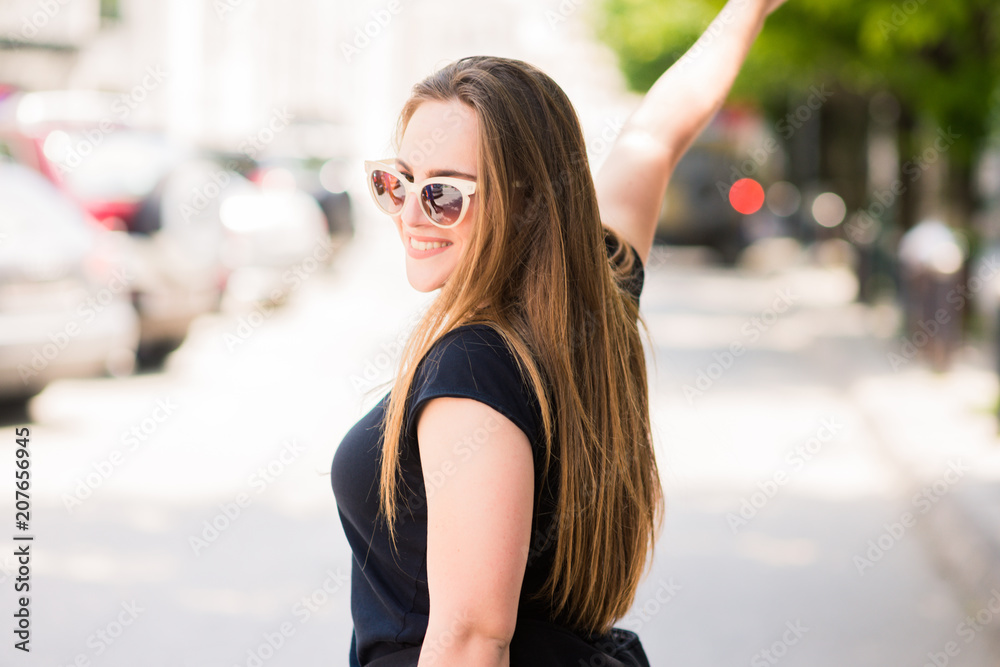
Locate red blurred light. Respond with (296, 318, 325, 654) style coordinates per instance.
(729, 178, 764, 215)
(86, 201, 140, 231)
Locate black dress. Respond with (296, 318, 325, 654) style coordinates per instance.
(331, 231, 646, 666)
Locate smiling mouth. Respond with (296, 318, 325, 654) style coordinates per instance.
(410, 237, 453, 251)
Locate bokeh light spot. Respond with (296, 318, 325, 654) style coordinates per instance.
(730, 178, 765, 215)
(811, 192, 847, 228)
(766, 181, 801, 217)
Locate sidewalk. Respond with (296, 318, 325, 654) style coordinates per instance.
(849, 336, 1000, 653)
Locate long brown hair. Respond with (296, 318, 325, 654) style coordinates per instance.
(376, 55, 663, 636)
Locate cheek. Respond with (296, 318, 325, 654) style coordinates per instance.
(456, 202, 477, 245)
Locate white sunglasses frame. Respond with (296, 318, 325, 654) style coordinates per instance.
(364, 158, 478, 229)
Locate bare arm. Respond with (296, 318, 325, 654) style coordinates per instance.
(596, 0, 787, 266)
(415, 397, 535, 667)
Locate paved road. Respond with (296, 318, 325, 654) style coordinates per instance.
(632, 245, 996, 666)
(0, 224, 994, 667)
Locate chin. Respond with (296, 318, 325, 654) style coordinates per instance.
(405, 268, 447, 293)
(408, 280, 442, 293)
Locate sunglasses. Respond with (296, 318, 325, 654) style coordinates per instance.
(364, 159, 477, 229)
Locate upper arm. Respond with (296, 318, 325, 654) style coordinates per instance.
(594, 125, 677, 268)
(416, 395, 534, 658)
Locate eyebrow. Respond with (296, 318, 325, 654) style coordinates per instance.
(396, 158, 476, 180)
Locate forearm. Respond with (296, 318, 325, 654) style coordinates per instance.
(625, 0, 769, 162)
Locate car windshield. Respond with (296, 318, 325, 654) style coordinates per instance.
(53, 130, 178, 201)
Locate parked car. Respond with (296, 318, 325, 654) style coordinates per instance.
(218, 182, 333, 307)
(245, 117, 356, 243)
(0, 163, 139, 400)
(1, 91, 333, 340)
(250, 156, 354, 240)
(655, 108, 782, 265)
(120, 157, 244, 360)
(656, 143, 750, 264)
(0, 92, 228, 361)
(52, 127, 183, 231)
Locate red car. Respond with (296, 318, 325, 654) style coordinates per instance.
(0, 91, 227, 361)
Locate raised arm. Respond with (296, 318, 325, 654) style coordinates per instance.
(596, 0, 787, 266)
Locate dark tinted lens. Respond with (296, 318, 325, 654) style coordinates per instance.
(421, 183, 464, 226)
(371, 169, 405, 213)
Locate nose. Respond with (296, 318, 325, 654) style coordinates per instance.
(398, 187, 429, 228)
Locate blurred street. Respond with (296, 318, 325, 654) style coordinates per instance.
(2, 218, 998, 666)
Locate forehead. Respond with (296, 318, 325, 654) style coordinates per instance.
(398, 99, 478, 176)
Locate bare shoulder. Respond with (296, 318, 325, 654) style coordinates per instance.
(416, 396, 533, 474)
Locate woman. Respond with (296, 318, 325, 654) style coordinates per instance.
(331, 1, 787, 664)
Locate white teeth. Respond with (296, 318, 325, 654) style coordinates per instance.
(410, 237, 452, 251)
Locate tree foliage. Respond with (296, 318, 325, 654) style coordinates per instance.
(595, 0, 1000, 165)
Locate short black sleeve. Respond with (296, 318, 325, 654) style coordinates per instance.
(604, 228, 644, 306)
(405, 325, 543, 450)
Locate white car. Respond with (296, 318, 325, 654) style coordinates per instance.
(219, 182, 333, 307)
(0, 163, 139, 400)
